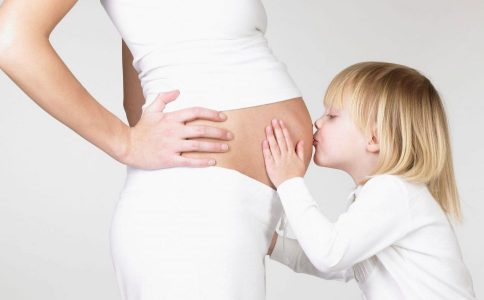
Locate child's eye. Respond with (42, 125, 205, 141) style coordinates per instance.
(326, 114, 335, 119)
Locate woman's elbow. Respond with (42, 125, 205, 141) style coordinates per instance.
(0, 31, 14, 66)
(0, 33, 47, 69)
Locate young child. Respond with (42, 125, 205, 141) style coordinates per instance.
(262, 62, 476, 300)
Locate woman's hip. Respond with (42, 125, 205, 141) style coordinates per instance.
(110, 166, 283, 299)
(115, 165, 283, 224)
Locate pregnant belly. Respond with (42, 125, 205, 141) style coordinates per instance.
(181, 97, 314, 190)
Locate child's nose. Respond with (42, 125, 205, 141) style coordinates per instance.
(314, 119, 322, 129)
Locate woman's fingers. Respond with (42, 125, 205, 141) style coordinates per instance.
(271, 119, 288, 153)
(171, 106, 228, 124)
(145, 90, 180, 113)
(166, 107, 234, 141)
(173, 155, 217, 167)
(180, 140, 229, 153)
(182, 125, 233, 141)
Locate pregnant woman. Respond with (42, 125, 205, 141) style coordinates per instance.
(0, 0, 313, 299)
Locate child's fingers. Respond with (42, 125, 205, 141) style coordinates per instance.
(265, 125, 281, 160)
(296, 140, 305, 161)
(279, 120, 294, 151)
(271, 119, 288, 153)
(262, 140, 275, 166)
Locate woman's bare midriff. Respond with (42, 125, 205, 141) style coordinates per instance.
(180, 97, 314, 190)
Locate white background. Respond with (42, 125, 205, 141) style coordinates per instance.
(0, 0, 482, 299)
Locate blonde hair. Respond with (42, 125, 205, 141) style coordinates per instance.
(324, 61, 463, 224)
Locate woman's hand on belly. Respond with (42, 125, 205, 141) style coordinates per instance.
(122, 91, 235, 169)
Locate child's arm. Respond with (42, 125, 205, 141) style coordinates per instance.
(276, 175, 412, 273)
(268, 232, 354, 282)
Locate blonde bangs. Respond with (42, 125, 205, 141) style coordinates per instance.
(324, 63, 386, 143)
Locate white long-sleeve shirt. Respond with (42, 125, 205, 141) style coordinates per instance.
(269, 174, 476, 300)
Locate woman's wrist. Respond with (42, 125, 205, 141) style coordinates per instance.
(110, 118, 132, 165)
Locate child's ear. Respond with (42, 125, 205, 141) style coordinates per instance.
(367, 136, 380, 153)
(366, 123, 380, 153)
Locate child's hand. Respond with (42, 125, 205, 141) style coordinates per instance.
(262, 119, 306, 189)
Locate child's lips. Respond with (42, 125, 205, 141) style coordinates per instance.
(313, 138, 318, 145)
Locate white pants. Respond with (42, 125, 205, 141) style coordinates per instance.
(110, 166, 283, 300)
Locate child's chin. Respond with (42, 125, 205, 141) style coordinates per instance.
(313, 156, 323, 167)
(314, 156, 331, 168)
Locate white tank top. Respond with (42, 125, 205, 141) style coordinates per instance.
(100, 0, 302, 113)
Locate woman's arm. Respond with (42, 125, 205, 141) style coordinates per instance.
(0, 0, 129, 160)
(0, 0, 233, 169)
(267, 232, 354, 283)
(121, 39, 145, 127)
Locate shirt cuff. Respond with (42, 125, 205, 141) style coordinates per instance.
(269, 233, 300, 268)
